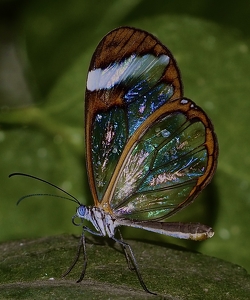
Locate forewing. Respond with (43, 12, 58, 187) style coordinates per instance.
(85, 27, 182, 205)
(109, 98, 218, 221)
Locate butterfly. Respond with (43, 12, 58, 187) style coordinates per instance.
(10, 26, 218, 295)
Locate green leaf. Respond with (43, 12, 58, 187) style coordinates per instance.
(1, 235, 250, 299)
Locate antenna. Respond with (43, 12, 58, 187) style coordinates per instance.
(9, 172, 81, 205)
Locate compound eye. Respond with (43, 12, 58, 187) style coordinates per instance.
(77, 205, 86, 218)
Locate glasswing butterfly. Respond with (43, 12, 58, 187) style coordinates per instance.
(10, 26, 218, 294)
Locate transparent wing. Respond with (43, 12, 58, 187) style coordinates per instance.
(107, 98, 218, 221)
(85, 27, 182, 205)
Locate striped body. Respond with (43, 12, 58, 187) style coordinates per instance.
(76, 205, 214, 241)
(76, 205, 117, 238)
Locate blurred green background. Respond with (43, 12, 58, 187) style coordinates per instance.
(0, 0, 250, 276)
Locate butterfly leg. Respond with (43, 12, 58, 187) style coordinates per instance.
(117, 229, 135, 271)
(112, 236, 156, 295)
(76, 226, 104, 282)
(63, 226, 103, 282)
(62, 231, 86, 280)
